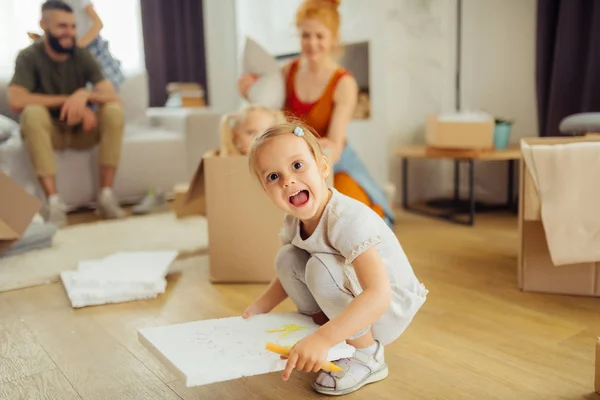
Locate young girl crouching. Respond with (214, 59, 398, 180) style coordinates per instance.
(242, 122, 428, 396)
(218, 104, 286, 157)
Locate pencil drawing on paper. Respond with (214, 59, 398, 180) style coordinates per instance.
(138, 312, 356, 387)
(188, 322, 309, 358)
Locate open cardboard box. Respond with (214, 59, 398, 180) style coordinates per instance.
(185, 150, 332, 283)
(0, 171, 42, 256)
(518, 136, 600, 296)
(185, 153, 284, 283)
(425, 114, 495, 150)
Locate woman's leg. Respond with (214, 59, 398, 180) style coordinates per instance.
(305, 253, 388, 394)
(334, 172, 385, 218)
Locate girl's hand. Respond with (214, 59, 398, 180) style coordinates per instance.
(282, 333, 331, 381)
(241, 303, 267, 319)
(238, 74, 259, 98)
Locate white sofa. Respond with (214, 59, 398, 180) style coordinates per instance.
(0, 71, 222, 211)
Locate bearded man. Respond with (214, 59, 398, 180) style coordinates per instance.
(7, 0, 126, 226)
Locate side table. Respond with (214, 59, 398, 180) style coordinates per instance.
(395, 146, 522, 226)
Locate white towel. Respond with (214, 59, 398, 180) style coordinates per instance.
(522, 141, 600, 266)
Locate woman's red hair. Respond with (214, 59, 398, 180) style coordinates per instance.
(295, 0, 341, 39)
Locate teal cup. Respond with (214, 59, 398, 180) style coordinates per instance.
(494, 122, 512, 149)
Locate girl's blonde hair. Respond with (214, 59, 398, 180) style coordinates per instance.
(219, 104, 286, 156)
(248, 119, 326, 181)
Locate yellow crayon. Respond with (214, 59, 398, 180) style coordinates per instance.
(265, 342, 344, 373)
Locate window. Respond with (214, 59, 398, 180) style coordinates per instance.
(0, 0, 145, 79)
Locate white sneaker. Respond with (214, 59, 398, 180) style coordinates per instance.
(47, 195, 68, 227)
(97, 188, 127, 219)
(131, 189, 167, 215)
(312, 341, 388, 396)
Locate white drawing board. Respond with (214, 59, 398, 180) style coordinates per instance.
(138, 312, 355, 387)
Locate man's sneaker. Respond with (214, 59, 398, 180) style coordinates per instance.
(97, 188, 127, 219)
(47, 195, 68, 227)
(131, 189, 167, 215)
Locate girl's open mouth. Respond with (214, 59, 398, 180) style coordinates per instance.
(289, 190, 309, 207)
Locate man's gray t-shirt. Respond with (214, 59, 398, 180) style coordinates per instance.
(10, 40, 104, 117)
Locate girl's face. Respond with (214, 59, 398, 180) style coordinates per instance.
(233, 110, 275, 155)
(298, 18, 335, 63)
(254, 134, 330, 226)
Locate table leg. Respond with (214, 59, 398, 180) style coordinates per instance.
(402, 157, 408, 209)
(454, 160, 460, 203)
(467, 159, 475, 226)
(507, 159, 515, 211)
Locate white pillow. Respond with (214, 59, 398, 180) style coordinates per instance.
(242, 37, 285, 110)
(0, 115, 18, 143)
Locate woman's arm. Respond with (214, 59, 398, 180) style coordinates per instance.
(77, 4, 103, 47)
(314, 246, 391, 347)
(323, 74, 358, 163)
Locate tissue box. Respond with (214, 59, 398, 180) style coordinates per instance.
(426, 113, 495, 150)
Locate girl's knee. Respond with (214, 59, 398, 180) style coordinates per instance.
(275, 244, 310, 277)
(305, 254, 346, 294)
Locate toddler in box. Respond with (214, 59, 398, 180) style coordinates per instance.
(217, 104, 286, 157)
(241, 121, 428, 396)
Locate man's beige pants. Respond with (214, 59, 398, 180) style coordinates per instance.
(19, 103, 125, 177)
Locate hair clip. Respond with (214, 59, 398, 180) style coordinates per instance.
(293, 127, 304, 137)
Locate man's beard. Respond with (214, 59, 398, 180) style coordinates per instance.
(46, 31, 75, 55)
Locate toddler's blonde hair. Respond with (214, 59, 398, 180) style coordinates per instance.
(248, 119, 326, 181)
(219, 104, 286, 156)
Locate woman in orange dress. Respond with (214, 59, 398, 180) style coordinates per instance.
(239, 0, 394, 226)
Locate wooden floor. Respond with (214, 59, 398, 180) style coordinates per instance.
(0, 209, 599, 399)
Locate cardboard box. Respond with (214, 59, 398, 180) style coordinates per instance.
(595, 337, 600, 394)
(425, 114, 495, 150)
(186, 154, 285, 283)
(186, 151, 334, 283)
(518, 136, 600, 296)
(172, 183, 205, 218)
(0, 171, 42, 256)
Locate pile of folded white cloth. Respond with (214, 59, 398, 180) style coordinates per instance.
(60, 251, 178, 308)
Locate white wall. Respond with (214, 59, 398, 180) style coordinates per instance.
(235, 0, 458, 204)
(203, 0, 240, 113)
(459, 0, 538, 202)
(224, 0, 539, 207)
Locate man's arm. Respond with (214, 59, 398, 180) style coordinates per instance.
(8, 85, 67, 114)
(88, 79, 120, 104)
(7, 52, 67, 113)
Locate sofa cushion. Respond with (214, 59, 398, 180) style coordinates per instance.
(0, 115, 18, 143)
(120, 71, 150, 125)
